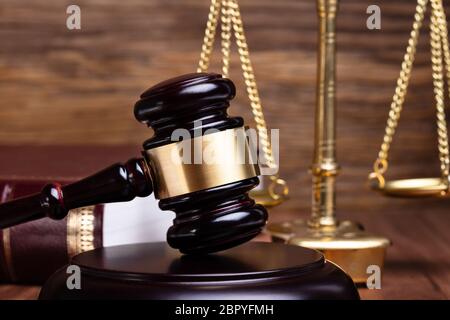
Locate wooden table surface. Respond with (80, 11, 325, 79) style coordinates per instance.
(1, 205, 449, 300)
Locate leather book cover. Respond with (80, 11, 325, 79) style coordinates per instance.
(0, 180, 104, 284)
(0, 146, 138, 284)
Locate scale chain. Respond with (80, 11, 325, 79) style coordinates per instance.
(370, 0, 450, 190)
(221, 0, 232, 77)
(197, 0, 221, 73)
(436, 0, 450, 180)
(430, 0, 450, 181)
(197, 0, 289, 201)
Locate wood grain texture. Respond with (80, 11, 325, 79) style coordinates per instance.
(1, 0, 450, 215)
(1, 0, 450, 299)
(0, 285, 40, 300)
(1, 206, 449, 300)
(0, 0, 449, 209)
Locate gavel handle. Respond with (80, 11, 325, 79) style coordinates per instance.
(0, 158, 153, 229)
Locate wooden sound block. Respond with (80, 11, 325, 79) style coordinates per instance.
(39, 242, 359, 300)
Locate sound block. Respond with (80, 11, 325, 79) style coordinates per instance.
(39, 242, 359, 300)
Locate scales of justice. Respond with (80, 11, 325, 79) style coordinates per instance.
(264, 0, 391, 283)
(268, 0, 450, 283)
(196, 0, 389, 283)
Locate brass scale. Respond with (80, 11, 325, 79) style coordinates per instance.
(196, 0, 450, 282)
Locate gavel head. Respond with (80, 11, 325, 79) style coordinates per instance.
(134, 73, 268, 254)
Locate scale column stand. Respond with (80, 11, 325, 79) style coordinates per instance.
(266, 0, 390, 283)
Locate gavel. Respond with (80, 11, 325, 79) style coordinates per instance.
(0, 73, 268, 254)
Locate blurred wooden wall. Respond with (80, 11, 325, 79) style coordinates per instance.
(1, 0, 450, 219)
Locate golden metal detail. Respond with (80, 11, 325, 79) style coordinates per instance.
(145, 127, 259, 199)
(369, 0, 450, 197)
(269, 219, 390, 283)
(266, 0, 390, 283)
(1, 228, 15, 281)
(197, 0, 289, 206)
(67, 206, 96, 258)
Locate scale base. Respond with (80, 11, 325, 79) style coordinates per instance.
(266, 219, 390, 283)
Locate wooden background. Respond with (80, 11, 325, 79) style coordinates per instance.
(1, 0, 450, 299)
(2, 0, 450, 215)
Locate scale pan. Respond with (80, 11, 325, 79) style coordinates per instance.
(250, 190, 284, 207)
(381, 177, 448, 197)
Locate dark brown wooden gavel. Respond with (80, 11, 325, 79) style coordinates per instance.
(0, 73, 268, 254)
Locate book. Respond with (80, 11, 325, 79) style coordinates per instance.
(0, 180, 104, 284)
(0, 146, 174, 284)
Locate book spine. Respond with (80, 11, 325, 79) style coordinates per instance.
(0, 181, 103, 284)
